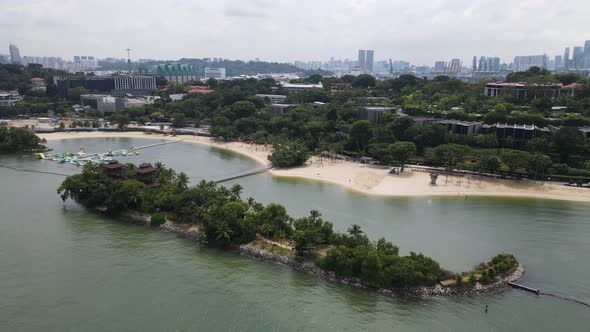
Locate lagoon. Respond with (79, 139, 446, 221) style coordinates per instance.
(1, 137, 589, 331)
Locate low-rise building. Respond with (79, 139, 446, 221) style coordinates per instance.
(30, 77, 46, 90)
(438, 120, 483, 135)
(269, 103, 297, 115)
(81, 94, 158, 113)
(255, 94, 287, 103)
(152, 63, 198, 84)
(282, 83, 323, 91)
(55, 76, 157, 99)
(357, 106, 395, 123)
(484, 82, 562, 99)
(186, 86, 214, 94)
(204, 68, 226, 80)
(481, 123, 549, 141)
(169, 94, 186, 101)
(0, 92, 23, 106)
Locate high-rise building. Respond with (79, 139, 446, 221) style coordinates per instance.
(9, 43, 21, 64)
(22, 56, 65, 70)
(434, 61, 446, 73)
(554, 55, 563, 69)
(472, 56, 477, 72)
(564, 47, 570, 69)
(572, 46, 584, 69)
(357, 50, 366, 70)
(365, 50, 374, 72)
(475, 56, 501, 72)
(73, 56, 98, 71)
(584, 40, 590, 69)
(513, 55, 547, 71)
(447, 58, 462, 74)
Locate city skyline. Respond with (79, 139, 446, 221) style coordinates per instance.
(2, 0, 590, 65)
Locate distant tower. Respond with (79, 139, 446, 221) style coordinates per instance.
(584, 40, 590, 69)
(389, 59, 394, 76)
(9, 43, 22, 64)
(357, 50, 366, 70)
(472, 56, 477, 72)
(573, 46, 584, 69)
(564, 47, 570, 69)
(365, 50, 374, 72)
(126, 48, 132, 74)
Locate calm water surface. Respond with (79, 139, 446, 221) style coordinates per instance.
(1, 137, 589, 331)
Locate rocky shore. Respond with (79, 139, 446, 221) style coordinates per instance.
(237, 245, 525, 297)
(111, 209, 525, 297)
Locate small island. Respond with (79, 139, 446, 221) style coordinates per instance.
(58, 162, 523, 295)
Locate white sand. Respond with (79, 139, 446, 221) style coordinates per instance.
(39, 131, 590, 202)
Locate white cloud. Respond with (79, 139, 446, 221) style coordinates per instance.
(1, 0, 589, 65)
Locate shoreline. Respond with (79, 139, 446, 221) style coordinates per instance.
(117, 209, 525, 297)
(39, 131, 590, 203)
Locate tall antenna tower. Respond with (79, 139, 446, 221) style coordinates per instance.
(126, 48, 132, 74)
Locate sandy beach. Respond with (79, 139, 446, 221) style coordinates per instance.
(39, 131, 590, 202)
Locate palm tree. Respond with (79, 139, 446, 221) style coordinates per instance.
(215, 223, 233, 246)
(176, 172, 189, 191)
(347, 224, 363, 238)
(230, 184, 243, 200)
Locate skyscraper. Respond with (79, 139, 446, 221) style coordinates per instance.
(554, 55, 563, 69)
(434, 61, 446, 73)
(365, 50, 374, 72)
(584, 40, 590, 69)
(513, 55, 547, 71)
(9, 43, 21, 64)
(472, 56, 477, 72)
(448, 58, 462, 73)
(564, 47, 570, 69)
(357, 50, 366, 69)
(573, 46, 584, 69)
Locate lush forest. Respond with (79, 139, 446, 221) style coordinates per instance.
(57, 163, 518, 289)
(3, 63, 590, 179)
(0, 64, 69, 117)
(115, 69, 590, 178)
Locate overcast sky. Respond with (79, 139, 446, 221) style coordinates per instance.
(1, 0, 589, 65)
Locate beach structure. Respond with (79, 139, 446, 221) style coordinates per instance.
(101, 160, 125, 177)
(135, 162, 158, 186)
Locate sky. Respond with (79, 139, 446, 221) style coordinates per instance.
(1, 0, 590, 66)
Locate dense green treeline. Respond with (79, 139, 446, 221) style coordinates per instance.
(3, 62, 590, 176)
(0, 64, 68, 117)
(0, 127, 45, 152)
(117, 69, 590, 173)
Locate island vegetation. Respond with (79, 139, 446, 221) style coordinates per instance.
(0, 127, 46, 153)
(57, 162, 520, 290)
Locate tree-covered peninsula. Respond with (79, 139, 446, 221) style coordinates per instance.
(0, 127, 46, 153)
(57, 162, 519, 290)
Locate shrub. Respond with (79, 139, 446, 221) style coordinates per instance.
(150, 213, 165, 226)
